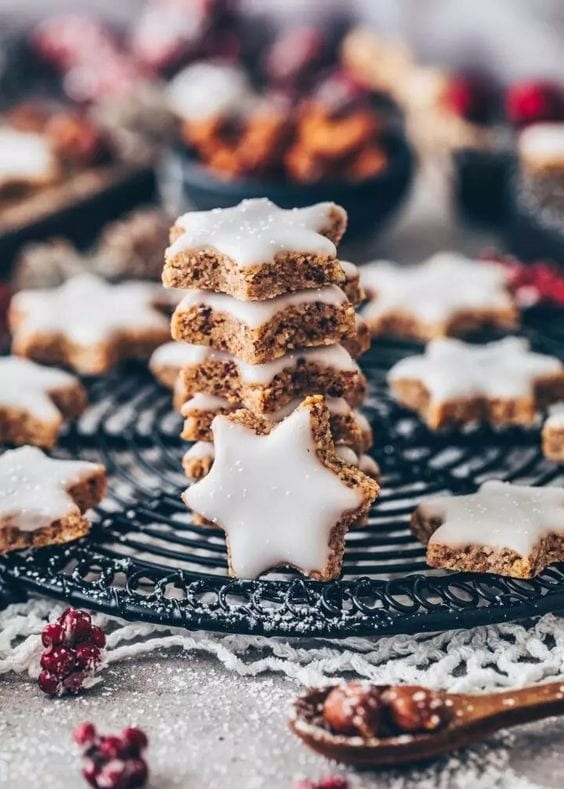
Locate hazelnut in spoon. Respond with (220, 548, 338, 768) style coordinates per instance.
(290, 680, 564, 767)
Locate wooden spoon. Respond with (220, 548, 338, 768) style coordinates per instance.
(289, 682, 564, 767)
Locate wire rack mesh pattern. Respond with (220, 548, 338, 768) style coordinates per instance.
(2, 308, 564, 638)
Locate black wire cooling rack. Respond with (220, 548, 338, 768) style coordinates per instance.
(2, 307, 564, 638)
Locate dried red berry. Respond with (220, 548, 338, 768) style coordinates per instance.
(74, 723, 149, 788)
(506, 80, 564, 127)
(38, 608, 105, 696)
(382, 685, 450, 733)
(444, 72, 496, 125)
(295, 778, 349, 789)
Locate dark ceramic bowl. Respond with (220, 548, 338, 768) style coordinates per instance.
(162, 132, 414, 239)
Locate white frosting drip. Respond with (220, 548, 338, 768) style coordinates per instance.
(335, 446, 358, 464)
(184, 441, 215, 460)
(355, 411, 371, 435)
(421, 480, 564, 557)
(12, 274, 169, 346)
(183, 406, 362, 578)
(0, 446, 102, 533)
(388, 337, 562, 401)
(149, 341, 205, 373)
(176, 342, 359, 385)
(340, 260, 359, 280)
(0, 128, 57, 186)
(518, 122, 564, 163)
(176, 285, 348, 328)
(167, 198, 341, 268)
(360, 253, 513, 325)
(545, 403, 564, 430)
(182, 393, 351, 421)
(167, 61, 257, 122)
(359, 454, 380, 477)
(0, 357, 77, 420)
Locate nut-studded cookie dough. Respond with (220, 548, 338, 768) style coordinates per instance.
(0, 356, 86, 448)
(183, 396, 379, 579)
(10, 273, 170, 375)
(542, 404, 564, 463)
(0, 446, 106, 554)
(360, 253, 518, 341)
(178, 343, 367, 414)
(171, 285, 356, 364)
(163, 198, 348, 301)
(412, 480, 564, 578)
(181, 393, 373, 454)
(388, 337, 564, 429)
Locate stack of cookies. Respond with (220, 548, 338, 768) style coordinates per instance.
(159, 197, 378, 483)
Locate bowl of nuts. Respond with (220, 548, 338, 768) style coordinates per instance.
(164, 61, 414, 238)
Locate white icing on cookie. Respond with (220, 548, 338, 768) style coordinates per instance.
(0, 357, 78, 421)
(388, 337, 562, 402)
(360, 253, 513, 326)
(0, 446, 103, 533)
(149, 341, 205, 374)
(177, 342, 359, 385)
(0, 128, 57, 187)
(167, 61, 256, 122)
(175, 285, 348, 328)
(340, 260, 359, 280)
(183, 405, 363, 578)
(545, 403, 564, 430)
(167, 198, 343, 268)
(184, 441, 215, 460)
(518, 122, 564, 167)
(11, 274, 169, 346)
(420, 480, 564, 557)
(335, 447, 379, 478)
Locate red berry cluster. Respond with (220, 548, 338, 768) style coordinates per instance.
(481, 251, 564, 307)
(74, 723, 148, 789)
(39, 608, 105, 696)
(506, 80, 564, 128)
(295, 779, 349, 789)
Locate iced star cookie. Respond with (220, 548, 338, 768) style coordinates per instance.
(342, 315, 371, 360)
(388, 337, 564, 429)
(0, 357, 86, 448)
(10, 274, 170, 375)
(163, 198, 348, 301)
(412, 480, 564, 578)
(177, 343, 367, 414)
(0, 127, 59, 193)
(542, 404, 564, 463)
(360, 253, 518, 341)
(0, 446, 106, 554)
(340, 261, 365, 306)
(182, 439, 380, 484)
(181, 393, 373, 455)
(170, 285, 356, 364)
(183, 396, 379, 579)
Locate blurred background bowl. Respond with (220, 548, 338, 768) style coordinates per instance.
(161, 130, 413, 240)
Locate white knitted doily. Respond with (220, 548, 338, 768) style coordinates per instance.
(2, 596, 564, 693)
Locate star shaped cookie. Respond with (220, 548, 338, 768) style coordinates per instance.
(388, 337, 564, 429)
(0, 356, 86, 447)
(542, 403, 564, 463)
(360, 253, 518, 341)
(412, 480, 564, 578)
(163, 197, 348, 301)
(183, 396, 379, 579)
(10, 273, 171, 375)
(0, 446, 106, 554)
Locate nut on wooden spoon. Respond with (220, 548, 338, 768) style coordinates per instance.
(289, 681, 564, 767)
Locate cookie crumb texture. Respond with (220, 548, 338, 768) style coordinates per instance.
(0, 446, 106, 554)
(183, 395, 378, 580)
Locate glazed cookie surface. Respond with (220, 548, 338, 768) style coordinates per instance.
(360, 253, 518, 341)
(183, 395, 378, 579)
(0, 356, 86, 448)
(542, 404, 564, 463)
(388, 337, 564, 429)
(0, 445, 106, 554)
(10, 273, 170, 375)
(171, 286, 356, 364)
(163, 198, 347, 300)
(412, 479, 564, 578)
